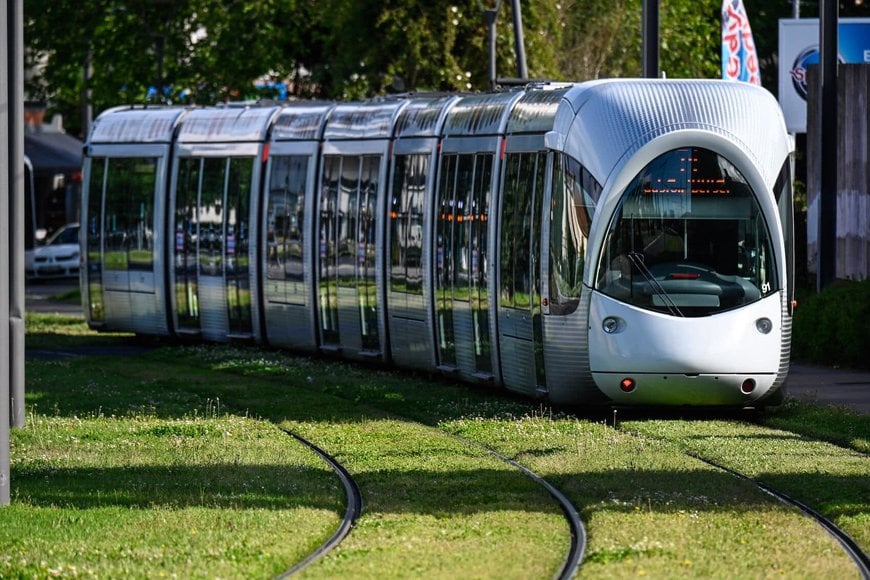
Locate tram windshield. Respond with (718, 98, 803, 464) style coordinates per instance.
(596, 147, 777, 317)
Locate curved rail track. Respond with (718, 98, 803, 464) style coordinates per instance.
(277, 426, 586, 578)
(693, 454, 870, 579)
(276, 429, 363, 578)
(483, 446, 586, 579)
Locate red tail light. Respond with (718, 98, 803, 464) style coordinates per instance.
(620, 378, 636, 393)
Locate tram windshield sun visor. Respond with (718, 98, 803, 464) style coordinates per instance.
(596, 147, 777, 317)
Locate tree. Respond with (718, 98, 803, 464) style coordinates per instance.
(27, 0, 787, 137)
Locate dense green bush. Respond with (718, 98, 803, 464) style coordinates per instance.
(791, 279, 870, 369)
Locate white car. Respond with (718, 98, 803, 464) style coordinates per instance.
(25, 223, 80, 279)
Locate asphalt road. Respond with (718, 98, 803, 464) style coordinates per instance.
(24, 277, 84, 316)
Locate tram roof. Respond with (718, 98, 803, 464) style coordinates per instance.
(88, 106, 187, 144)
(270, 102, 336, 141)
(442, 91, 522, 137)
(323, 100, 408, 140)
(552, 79, 792, 188)
(392, 95, 459, 139)
(506, 85, 574, 135)
(175, 105, 280, 143)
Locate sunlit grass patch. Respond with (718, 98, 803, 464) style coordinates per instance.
(763, 398, 870, 453)
(622, 418, 870, 556)
(17, 317, 869, 577)
(7, 412, 342, 578)
(439, 415, 860, 578)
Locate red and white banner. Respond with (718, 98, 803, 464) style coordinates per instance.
(722, 0, 761, 85)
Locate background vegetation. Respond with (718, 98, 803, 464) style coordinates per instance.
(793, 279, 870, 369)
(25, 0, 870, 138)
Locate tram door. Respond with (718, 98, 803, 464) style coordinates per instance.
(83, 155, 163, 335)
(317, 154, 381, 355)
(497, 151, 548, 396)
(173, 156, 254, 340)
(434, 152, 493, 378)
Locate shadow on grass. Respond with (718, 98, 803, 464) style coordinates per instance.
(14, 464, 340, 511)
(20, 338, 870, 531)
(16, 460, 857, 519)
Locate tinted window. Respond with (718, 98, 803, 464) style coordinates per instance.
(104, 157, 157, 271)
(266, 155, 308, 289)
(389, 154, 428, 295)
(548, 154, 598, 315)
(596, 147, 777, 317)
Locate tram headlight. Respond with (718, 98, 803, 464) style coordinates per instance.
(755, 317, 773, 334)
(602, 317, 624, 334)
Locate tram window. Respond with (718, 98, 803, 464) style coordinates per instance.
(199, 158, 226, 277)
(338, 156, 360, 288)
(103, 157, 157, 271)
(359, 156, 380, 350)
(226, 158, 254, 334)
(266, 156, 308, 287)
(226, 158, 253, 270)
(319, 156, 341, 344)
(175, 158, 201, 326)
(501, 152, 544, 310)
(389, 154, 428, 295)
(548, 154, 597, 315)
(596, 147, 777, 317)
(774, 156, 795, 314)
(471, 153, 493, 297)
(86, 158, 106, 322)
(452, 155, 474, 298)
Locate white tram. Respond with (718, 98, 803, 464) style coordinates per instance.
(81, 79, 794, 407)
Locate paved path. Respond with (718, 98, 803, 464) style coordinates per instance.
(785, 364, 870, 414)
(25, 280, 83, 316)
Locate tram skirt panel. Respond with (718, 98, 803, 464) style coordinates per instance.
(337, 286, 363, 355)
(265, 302, 316, 351)
(199, 276, 230, 342)
(451, 300, 478, 379)
(388, 294, 432, 370)
(543, 291, 605, 406)
(500, 335, 538, 397)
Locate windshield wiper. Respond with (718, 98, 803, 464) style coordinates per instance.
(628, 252, 684, 317)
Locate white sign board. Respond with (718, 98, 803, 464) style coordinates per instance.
(778, 18, 870, 134)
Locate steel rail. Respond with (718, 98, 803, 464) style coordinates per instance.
(483, 446, 587, 580)
(276, 429, 363, 579)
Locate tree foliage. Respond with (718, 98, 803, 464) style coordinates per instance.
(26, 0, 778, 136)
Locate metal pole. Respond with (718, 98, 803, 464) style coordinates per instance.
(1, 0, 12, 506)
(818, 0, 838, 290)
(485, 9, 498, 91)
(510, 0, 528, 81)
(10, 0, 25, 429)
(642, 0, 659, 78)
(792, 0, 800, 19)
(82, 49, 93, 138)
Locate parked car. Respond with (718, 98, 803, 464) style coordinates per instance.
(25, 223, 80, 279)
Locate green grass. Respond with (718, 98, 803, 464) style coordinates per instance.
(762, 398, 870, 453)
(6, 412, 342, 578)
(9, 313, 869, 577)
(621, 418, 870, 558)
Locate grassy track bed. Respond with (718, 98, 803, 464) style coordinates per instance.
(16, 336, 570, 578)
(6, 408, 342, 578)
(621, 417, 870, 560)
(141, 348, 571, 578)
(14, 315, 868, 576)
(171, 345, 862, 577)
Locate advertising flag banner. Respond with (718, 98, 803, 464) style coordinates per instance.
(722, 0, 761, 85)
